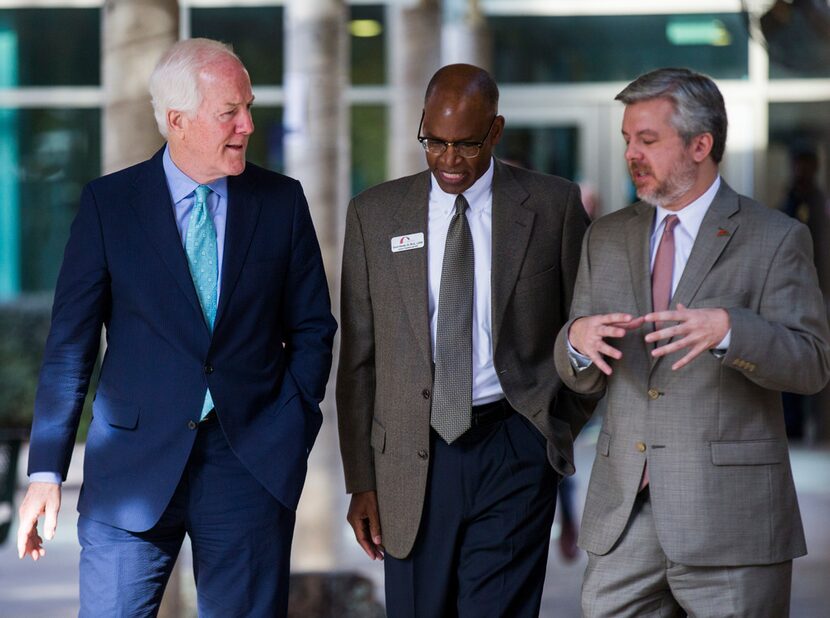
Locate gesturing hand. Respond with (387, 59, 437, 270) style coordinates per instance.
(645, 303, 730, 370)
(569, 313, 646, 376)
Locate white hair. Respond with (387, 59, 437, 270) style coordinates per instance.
(149, 38, 242, 138)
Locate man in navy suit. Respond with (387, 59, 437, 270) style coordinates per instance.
(16, 38, 336, 617)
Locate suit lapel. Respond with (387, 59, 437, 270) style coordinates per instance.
(626, 202, 657, 368)
(129, 150, 205, 327)
(671, 183, 740, 309)
(391, 171, 432, 367)
(626, 202, 655, 318)
(491, 161, 534, 352)
(214, 171, 263, 330)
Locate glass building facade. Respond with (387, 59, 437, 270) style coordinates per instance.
(1, 0, 829, 298)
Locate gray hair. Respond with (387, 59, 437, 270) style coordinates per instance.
(616, 67, 728, 163)
(149, 38, 242, 138)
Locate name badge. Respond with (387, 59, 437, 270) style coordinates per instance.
(391, 233, 425, 253)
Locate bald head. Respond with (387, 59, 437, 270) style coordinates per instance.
(419, 64, 504, 194)
(424, 64, 499, 114)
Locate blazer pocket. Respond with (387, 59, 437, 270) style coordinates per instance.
(597, 430, 611, 457)
(92, 394, 139, 430)
(370, 417, 386, 453)
(514, 264, 559, 295)
(271, 371, 301, 417)
(710, 438, 784, 465)
(692, 291, 749, 310)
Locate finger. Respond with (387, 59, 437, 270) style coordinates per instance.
(353, 522, 378, 559)
(644, 323, 684, 343)
(17, 515, 39, 560)
(651, 336, 693, 358)
(43, 501, 59, 542)
(599, 325, 629, 339)
(589, 353, 614, 376)
(613, 316, 646, 330)
(597, 313, 634, 325)
(644, 310, 682, 323)
(368, 512, 382, 547)
(672, 344, 707, 371)
(597, 341, 623, 360)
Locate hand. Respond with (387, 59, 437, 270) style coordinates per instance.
(17, 482, 61, 561)
(644, 303, 730, 370)
(569, 313, 645, 376)
(346, 490, 384, 560)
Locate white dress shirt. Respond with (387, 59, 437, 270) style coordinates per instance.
(428, 157, 504, 406)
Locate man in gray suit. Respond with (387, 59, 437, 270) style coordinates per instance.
(555, 67, 830, 617)
(338, 64, 593, 616)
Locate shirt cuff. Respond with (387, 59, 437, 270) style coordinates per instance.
(29, 472, 62, 485)
(715, 329, 731, 352)
(567, 338, 593, 371)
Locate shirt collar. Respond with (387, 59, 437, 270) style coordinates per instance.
(162, 145, 228, 203)
(654, 175, 721, 239)
(429, 157, 495, 217)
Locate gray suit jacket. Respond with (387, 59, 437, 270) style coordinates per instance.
(338, 160, 593, 558)
(555, 181, 830, 566)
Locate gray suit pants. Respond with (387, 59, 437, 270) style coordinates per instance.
(582, 490, 793, 618)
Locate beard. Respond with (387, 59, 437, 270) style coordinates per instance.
(631, 155, 697, 209)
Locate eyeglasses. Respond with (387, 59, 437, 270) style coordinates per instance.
(416, 111, 498, 158)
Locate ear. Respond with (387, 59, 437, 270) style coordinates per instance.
(167, 109, 187, 139)
(490, 115, 506, 147)
(690, 132, 714, 163)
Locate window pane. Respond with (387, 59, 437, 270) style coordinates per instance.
(190, 7, 284, 86)
(0, 109, 101, 296)
(0, 9, 99, 86)
(351, 105, 387, 195)
(351, 4, 386, 85)
(490, 13, 748, 83)
(763, 2, 830, 79)
(496, 126, 579, 182)
(247, 106, 284, 173)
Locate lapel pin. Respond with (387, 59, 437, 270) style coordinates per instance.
(717, 228, 730, 237)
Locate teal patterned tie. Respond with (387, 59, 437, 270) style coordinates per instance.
(186, 184, 218, 420)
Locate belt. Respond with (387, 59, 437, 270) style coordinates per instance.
(470, 398, 514, 427)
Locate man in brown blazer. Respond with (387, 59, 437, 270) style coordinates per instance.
(337, 64, 592, 616)
(555, 68, 830, 617)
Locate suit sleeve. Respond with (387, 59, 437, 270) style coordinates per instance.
(724, 220, 830, 394)
(554, 219, 608, 396)
(336, 199, 376, 494)
(28, 184, 110, 479)
(553, 184, 602, 439)
(279, 181, 337, 413)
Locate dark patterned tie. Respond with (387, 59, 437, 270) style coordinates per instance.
(431, 194, 474, 444)
(641, 214, 679, 490)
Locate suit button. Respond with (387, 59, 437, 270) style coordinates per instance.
(188, 420, 197, 430)
(417, 449, 428, 460)
(647, 388, 660, 400)
(636, 442, 646, 453)
(422, 389, 431, 399)
(204, 364, 214, 374)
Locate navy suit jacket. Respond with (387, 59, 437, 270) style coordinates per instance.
(28, 148, 336, 532)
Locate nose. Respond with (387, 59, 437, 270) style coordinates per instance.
(439, 143, 464, 164)
(238, 109, 254, 135)
(624, 142, 641, 162)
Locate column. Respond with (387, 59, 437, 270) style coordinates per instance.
(102, 0, 178, 174)
(284, 0, 349, 570)
(388, 0, 441, 179)
(442, 0, 491, 71)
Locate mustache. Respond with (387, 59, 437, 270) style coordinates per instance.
(629, 162, 651, 175)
